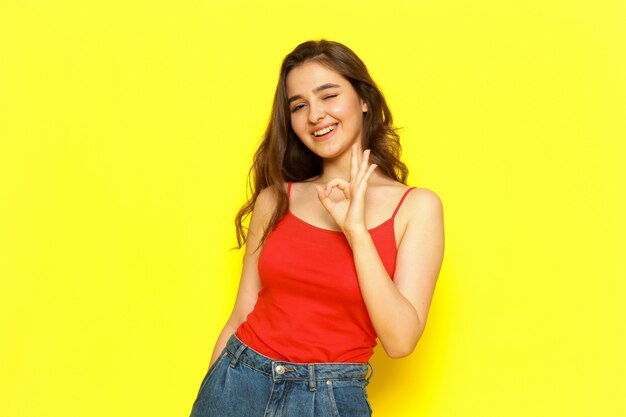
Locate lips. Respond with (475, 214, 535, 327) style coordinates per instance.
(311, 123, 338, 139)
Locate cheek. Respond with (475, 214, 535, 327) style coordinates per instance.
(329, 100, 360, 121)
(289, 114, 300, 131)
(328, 102, 345, 115)
(292, 112, 310, 130)
(290, 114, 307, 138)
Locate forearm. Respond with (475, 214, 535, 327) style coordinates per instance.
(347, 229, 423, 358)
(208, 321, 238, 368)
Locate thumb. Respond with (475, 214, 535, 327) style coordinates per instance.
(315, 185, 326, 201)
(315, 185, 333, 212)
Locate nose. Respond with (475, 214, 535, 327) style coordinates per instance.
(308, 102, 325, 123)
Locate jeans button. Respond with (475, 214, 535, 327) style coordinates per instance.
(275, 365, 285, 375)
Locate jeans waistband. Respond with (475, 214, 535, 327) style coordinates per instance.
(224, 334, 372, 384)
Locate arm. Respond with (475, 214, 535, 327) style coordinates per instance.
(346, 188, 444, 358)
(206, 186, 278, 368)
(316, 143, 444, 358)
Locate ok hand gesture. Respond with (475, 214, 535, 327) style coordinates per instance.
(315, 142, 378, 236)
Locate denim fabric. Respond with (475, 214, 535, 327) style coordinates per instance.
(189, 334, 374, 417)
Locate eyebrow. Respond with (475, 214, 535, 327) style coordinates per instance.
(288, 83, 341, 104)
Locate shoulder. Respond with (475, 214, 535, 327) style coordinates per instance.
(402, 187, 444, 230)
(254, 183, 286, 212)
(247, 184, 286, 244)
(394, 186, 443, 226)
(406, 187, 443, 211)
(253, 182, 292, 218)
(391, 187, 444, 254)
(375, 177, 442, 210)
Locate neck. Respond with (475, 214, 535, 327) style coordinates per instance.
(316, 150, 352, 183)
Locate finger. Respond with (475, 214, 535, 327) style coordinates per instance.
(325, 178, 351, 199)
(316, 185, 334, 212)
(355, 164, 377, 198)
(355, 141, 362, 166)
(315, 184, 325, 199)
(355, 149, 371, 185)
(362, 164, 378, 184)
(350, 144, 358, 183)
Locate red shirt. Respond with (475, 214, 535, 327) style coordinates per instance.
(236, 183, 415, 363)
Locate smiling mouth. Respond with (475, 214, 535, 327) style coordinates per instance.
(313, 124, 337, 137)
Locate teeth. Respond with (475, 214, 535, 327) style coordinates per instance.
(313, 125, 336, 137)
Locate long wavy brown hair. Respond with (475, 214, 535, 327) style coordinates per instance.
(234, 40, 409, 250)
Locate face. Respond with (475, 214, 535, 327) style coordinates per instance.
(286, 61, 368, 159)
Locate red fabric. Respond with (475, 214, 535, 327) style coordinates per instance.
(236, 183, 415, 363)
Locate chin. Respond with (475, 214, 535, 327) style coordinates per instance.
(315, 142, 346, 158)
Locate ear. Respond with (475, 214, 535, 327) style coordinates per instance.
(361, 99, 368, 113)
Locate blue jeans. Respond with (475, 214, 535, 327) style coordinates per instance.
(189, 334, 374, 417)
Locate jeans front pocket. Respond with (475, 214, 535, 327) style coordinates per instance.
(361, 383, 373, 416)
(196, 351, 228, 398)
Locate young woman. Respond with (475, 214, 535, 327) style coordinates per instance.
(189, 40, 444, 417)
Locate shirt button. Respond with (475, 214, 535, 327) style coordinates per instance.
(275, 365, 285, 375)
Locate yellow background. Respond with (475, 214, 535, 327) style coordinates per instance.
(1, 1, 625, 416)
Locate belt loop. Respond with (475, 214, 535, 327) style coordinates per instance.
(229, 343, 246, 368)
(308, 364, 316, 391)
(366, 362, 374, 383)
